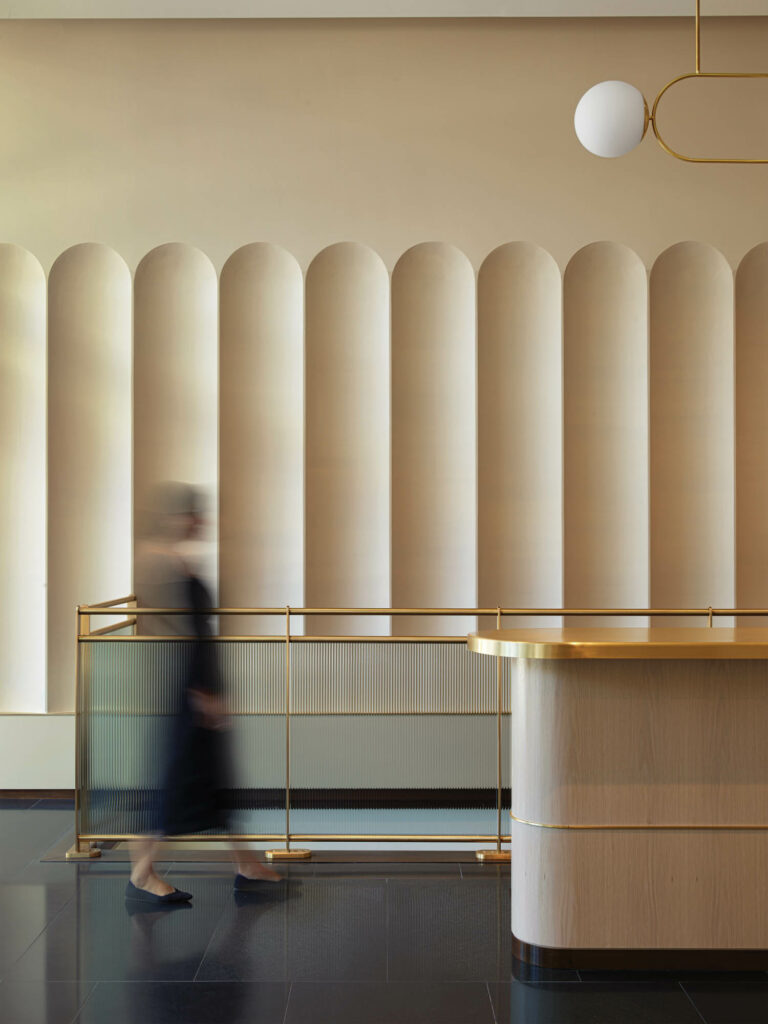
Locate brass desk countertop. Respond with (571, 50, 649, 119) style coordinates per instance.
(467, 626, 768, 660)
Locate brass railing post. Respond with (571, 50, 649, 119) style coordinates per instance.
(476, 606, 510, 863)
(267, 606, 311, 861)
(67, 606, 100, 860)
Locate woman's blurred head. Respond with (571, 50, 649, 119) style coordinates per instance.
(147, 482, 203, 541)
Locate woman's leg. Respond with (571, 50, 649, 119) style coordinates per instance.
(130, 837, 176, 896)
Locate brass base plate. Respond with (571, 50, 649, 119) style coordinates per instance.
(475, 850, 511, 863)
(265, 848, 312, 861)
(65, 843, 102, 860)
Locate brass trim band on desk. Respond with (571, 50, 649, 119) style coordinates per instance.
(511, 811, 768, 831)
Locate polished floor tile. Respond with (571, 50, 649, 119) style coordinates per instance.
(0, 981, 93, 1024)
(682, 978, 768, 1023)
(8, 874, 230, 982)
(459, 862, 511, 878)
(0, 812, 73, 883)
(387, 878, 510, 981)
(489, 980, 705, 1023)
(197, 879, 387, 981)
(0, 885, 72, 976)
(579, 968, 768, 984)
(168, 860, 316, 879)
(310, 861, 462, 879)
(283, 981, 495, 1024)
(7, 808, 768, 1023)
(76, 981, 291, 1024)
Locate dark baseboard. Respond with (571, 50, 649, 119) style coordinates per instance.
(1, 787, 510, 809)
(0, 789, 74, 799)
(229, 787, 511, 810)
(512, 934, 768, 971)
(87, 787, 511, 811)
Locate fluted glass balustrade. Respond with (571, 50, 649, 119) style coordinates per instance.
(75, 604, 511, 853)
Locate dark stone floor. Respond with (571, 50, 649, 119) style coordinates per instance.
(1, 800, 768, 1022)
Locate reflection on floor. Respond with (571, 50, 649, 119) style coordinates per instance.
(0, 799, 766, 1023)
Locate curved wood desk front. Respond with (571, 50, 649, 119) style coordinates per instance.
(467, 627, 768, 970)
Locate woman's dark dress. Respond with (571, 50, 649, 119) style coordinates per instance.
(160, 574, 230, 836)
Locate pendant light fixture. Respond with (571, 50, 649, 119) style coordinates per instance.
(574, 0, 768, 164)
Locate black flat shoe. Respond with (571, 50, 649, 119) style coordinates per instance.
(125, 880, 193, 904)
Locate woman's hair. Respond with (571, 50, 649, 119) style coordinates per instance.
(143, 481, 203, 538)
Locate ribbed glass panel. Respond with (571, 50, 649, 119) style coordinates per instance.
(290, 642, 508, 840)
(78, 638, 509, 843)
(79, 639, 286, 838)
(291, 641, 508, 714)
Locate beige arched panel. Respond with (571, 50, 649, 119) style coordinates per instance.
(220, 244, 303, 635)
(478, 243, 562, 629)
(564, 243, 649, 627)
(134, 244, 218, 592)
(305, 243, 390, 636)
(392, 243, 476, 636)
(0, 246, 46, 712)
(650, 242, 734, 625)
(48, 244, 132, 712)
(736, 245, 768, 624)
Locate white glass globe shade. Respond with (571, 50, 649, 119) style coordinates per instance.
(574, 81, 648, 158)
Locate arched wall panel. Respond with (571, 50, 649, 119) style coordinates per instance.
(47, 244, 131, 712)
(392, 242, 476, 636)
(134, 244, 218, 594)
(736, 245, 768, 624)
(0, 246, 46, 712)
(305, 243, 390, 636)
(650, 242, 734, 625)
(477, 242, 562, 628)
(563, 242, 649, 626)
(220, 243, 304, 635)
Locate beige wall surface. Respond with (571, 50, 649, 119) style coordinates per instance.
(5, 15, 768, 739)
(1, 17, 768, 272)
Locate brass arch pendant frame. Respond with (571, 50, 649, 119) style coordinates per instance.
(646, 0, 768, 164)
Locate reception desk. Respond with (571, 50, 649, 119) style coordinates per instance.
(467, 627, 768, 969)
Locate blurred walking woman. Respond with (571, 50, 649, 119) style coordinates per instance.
(127, 482, 278, 904)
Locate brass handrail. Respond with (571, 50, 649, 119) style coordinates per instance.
(78, 605, 764, 619)
(71, 602, 767, 862)
(88, 617, 137, 637)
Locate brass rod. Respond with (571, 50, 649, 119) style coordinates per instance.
(80, 635, 470, 644)
(88, 617, 136, 637)
(696, 0, 701, 74)
(496, 607, 502, 854)
(286, 834, 512, 843)
(80, 607, 501, 617)
(85, 594, 137, 609)
(74, 607, 82, 851)
(77, 833, 287, 842)
(76, 832, 512, 843)
(285, 606, 291, 851)
(70, 710, 506, 718)
(81, 605, 767, 618)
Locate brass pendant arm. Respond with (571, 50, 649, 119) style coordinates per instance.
(650, 72, 768, 165)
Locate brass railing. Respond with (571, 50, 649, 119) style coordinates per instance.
(71, 600, 761, 861)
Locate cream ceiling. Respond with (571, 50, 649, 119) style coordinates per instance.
(2, 0, 767, 17)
